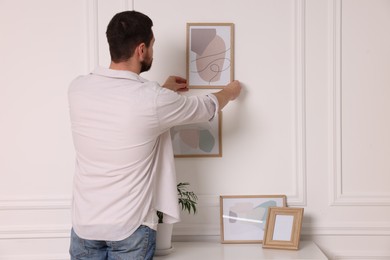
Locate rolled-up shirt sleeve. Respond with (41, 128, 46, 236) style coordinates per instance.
(155, 88, 219, 132)
(206, 94, 219, 120)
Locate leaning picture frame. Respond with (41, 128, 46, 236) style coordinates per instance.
(262, 207, 304, 250)
(186, 23, 234, 89)
(171, 112, 222, 157)
(219, 195, 287, 244)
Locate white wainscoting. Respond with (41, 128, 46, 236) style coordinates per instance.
(2, 0, 390, 259)
(328, 0, 390, 207)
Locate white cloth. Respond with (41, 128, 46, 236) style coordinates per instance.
(68, 67, 218, 241)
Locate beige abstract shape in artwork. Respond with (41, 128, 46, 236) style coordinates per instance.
(191, 28, 230, 84)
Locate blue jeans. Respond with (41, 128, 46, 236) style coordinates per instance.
(69, 225, 156, 260)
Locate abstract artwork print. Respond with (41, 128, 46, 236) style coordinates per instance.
(171, 112, 222, 157)
(187, 23, 234, 88)
(220, 195, 287, 243)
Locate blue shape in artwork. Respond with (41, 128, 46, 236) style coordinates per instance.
(254, 200, 277, 222)
(199, 130, 215, 152)
(228, 210, 238, 223)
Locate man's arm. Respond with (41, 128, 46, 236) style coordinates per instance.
(162, 76, 242, 111)
(212, 80, 242, 111)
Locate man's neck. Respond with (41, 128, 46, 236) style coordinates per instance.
(109, 61, 140, 74)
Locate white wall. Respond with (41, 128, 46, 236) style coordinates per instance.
(1, 0, 390, 259)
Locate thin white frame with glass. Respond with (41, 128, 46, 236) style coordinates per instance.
(186, 23, 234, 89)
(219, 195, 287, 244)
(171, 112, 222, 158)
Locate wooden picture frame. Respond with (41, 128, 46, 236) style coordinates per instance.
(262, 207, 304, 250)
(186, 23, 234, 89)
(219, 195, 287, 243)
(171, 112, 222, 157)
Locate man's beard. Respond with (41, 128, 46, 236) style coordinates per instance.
(140, 58, 153, 73)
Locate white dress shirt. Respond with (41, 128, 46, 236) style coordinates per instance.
(68, 67, 218, 241)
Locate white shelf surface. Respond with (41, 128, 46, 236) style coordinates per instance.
(155, 241, 328, 259)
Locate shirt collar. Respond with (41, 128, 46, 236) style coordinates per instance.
(92, 66, 148, 83)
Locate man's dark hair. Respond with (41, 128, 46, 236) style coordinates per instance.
(106, 11, 154, 63)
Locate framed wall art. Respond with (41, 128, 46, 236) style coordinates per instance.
(171, 112, 222, 157)
(186, 23, 234, 88)
(262, 207, 304, 250)
(219, 195, 287, 243)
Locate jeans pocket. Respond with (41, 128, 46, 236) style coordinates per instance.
(111, 225, 156, 260)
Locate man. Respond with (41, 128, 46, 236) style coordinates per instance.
(68, 10, 241, 259)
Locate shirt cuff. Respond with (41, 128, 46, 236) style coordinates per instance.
(206, 94, 219, 121)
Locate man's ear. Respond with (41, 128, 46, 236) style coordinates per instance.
(136, 43, 147, 61)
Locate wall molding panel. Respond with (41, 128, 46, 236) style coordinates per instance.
(328, 0, 390, 206)
(288, 0, 307, 207)
(0, 198, 71, 210)
(86, 0, 99, 71)
(85, 0, 308, 206)
(0, 225, 70, 239)
(0, 0, 135, 213)
(87, 0, 134, 71)
(302, 222, 390, 236)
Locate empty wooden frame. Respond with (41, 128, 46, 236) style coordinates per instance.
(262, 207, 304, 250)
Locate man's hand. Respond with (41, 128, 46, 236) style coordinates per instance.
(212, 80, 242, 111)
(224, 80, 241, 101)
(162, 76, 188, 92)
